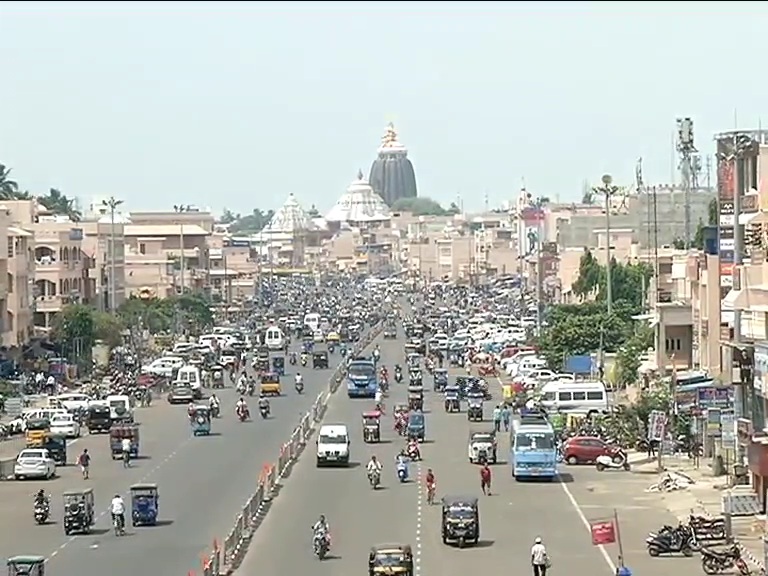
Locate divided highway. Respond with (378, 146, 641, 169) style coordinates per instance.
(0, 341, 346, 576)
(242, 338, 688, 576)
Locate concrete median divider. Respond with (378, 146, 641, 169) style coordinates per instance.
(201, 323, 383, 576)
(0, 457, 15, 479)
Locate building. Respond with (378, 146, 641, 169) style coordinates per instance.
(81, 211, 128, 311)
(368, 123, 418, 206)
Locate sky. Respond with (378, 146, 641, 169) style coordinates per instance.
(1, 1, 767, 216)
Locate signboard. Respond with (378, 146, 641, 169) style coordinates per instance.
(706, 408, 722, 437)
(721, 201, 735, 215)
(590, 519, 617, 545)
(721, 412, 736, 449)
(697, 387, 733, 409)
(648, 410, 667, 441)
(718, 155, 735, 200)
(720, 239, 735, 251)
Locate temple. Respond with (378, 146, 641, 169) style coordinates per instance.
(368, 122, 418, 206)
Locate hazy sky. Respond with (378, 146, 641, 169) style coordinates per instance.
(0, 1, 766, 215)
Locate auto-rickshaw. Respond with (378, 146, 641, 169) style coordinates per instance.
(327, 332, 340, 345)
(406, 353, 421, 369)
(210, 362, 226, 389)
(260, 372, 281, 396)
(301, 338, 314, 353)
(42, 433, 67, 465)
(25, 419, 50, 447)
(444, 385, 460, 413)
(63, 488, 95, 535)
(190, 405, 211, 436)
(7, 556, 45, 576)
(313, 351, 329, 369)
(433, 368, 448, 392)
(340, 342, 348, 357)
(406, 411, 425, 441)
(408, 391, 423, 411)
(110, 424, 139, 459)
(130, 483, 159, 526)
(368, 544, 413, 576)
(272, 356, 285, 376)
(362, 411, 381, 443)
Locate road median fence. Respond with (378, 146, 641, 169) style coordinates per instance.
(193, 324, 383, 576)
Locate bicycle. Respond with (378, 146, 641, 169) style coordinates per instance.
(122, 451, 130, 469)
(112, 513, 125, 536)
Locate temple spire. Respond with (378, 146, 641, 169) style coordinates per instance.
(357, 168, 364, 180)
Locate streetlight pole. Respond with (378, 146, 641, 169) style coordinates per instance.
(102, 197, 123, 312)
(173, 205, 190, 294)
(593, 174, 619, 315)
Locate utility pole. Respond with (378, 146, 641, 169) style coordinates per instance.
(102, 196, 123, 312)
(173, 205, 190, 295)
(593, 174, 619, 315)
(677, 118, 697, 247)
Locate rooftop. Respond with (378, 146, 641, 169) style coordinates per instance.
(124, 224, 210, 237)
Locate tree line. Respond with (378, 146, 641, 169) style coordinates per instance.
(0, 163, 82, 221)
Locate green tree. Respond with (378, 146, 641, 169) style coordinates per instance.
(391, 197, 448, 216)
(51, 304, 96, 366)
(219, 208, 239, 224)
(39, 188, 82, 221)
(581, 179, 594, 205)
(92, 311, 125, 348)
(692, 198, 718, 250)
(613, 322, 654, 388)
(228, 208, 275, 233)
(0, 164, 19, 199)
(571, 249, 601, 300)
(117, 294, 213, 334)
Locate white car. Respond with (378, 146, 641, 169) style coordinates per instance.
(49, 413, 80, 438)
(141, 357, 184, 378)
(14, 448, 56, 480)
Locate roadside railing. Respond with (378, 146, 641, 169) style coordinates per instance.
(193, 324, 383, 576)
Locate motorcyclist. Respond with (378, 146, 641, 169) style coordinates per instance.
(300, 352, 308, 365)
(208, 394, 219, 408)
(289, 351, 297, 365)
(380, 366, 388, 382)
(236, 396, 248, 418)
(295, 373, 304, 386)
(187, 401, 195, 419)
(110, 493, 126, 532)
(311, 514, 330, 551)
(258, 394, 270, 414)
(374, 387, 384, 411)
(121, 437, 132, 467)
(366, 455, 383, 479)
(394, 364, 402, 380)
(237, 373, 247, 391)
(407, 438, 421, 460)
(34, 489, 48, 507)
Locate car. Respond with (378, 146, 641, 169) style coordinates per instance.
(141, 357, 183, 378)
(167, 385, 195, 404)
(49, 413, 81, 438)
(14, 448, 56, 480)
(562, 436, 617, 465)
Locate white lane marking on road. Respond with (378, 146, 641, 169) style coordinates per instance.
(493, 376, 617, 574)
(44, 435, 193, 563)
(415, 463, 423, 575)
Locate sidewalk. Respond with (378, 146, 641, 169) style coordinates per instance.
(632, 454, 766, 571)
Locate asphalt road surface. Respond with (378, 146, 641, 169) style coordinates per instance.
(0, 340, 348, 576)
(242, 345, 700, 576)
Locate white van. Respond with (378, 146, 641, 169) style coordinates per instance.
(304, 313, 321, 333)
(175, 365, 202, 398)
(316, 424, 350, 467)
(106, 394, 134, 422)
(264, 326, 285, 351)
(540, 381, 608, 415)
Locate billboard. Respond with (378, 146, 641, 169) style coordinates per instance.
(717, 139, 736, 287)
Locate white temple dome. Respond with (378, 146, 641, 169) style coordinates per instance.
(326, 170, 391, 223)
(264, 193, 309, 233)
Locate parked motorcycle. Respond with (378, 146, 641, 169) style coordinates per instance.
(689, 515, 727, 549)
(646, 524, 694, 557)
(700, 544, 750, 575)
(596, 448, 630, 472)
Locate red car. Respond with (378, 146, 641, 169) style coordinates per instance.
(563, 436, 619, 465)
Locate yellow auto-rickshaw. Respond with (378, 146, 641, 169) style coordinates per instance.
(260, 372, 282, 396)
(326, 332, 340, 344)
(26, 418, 51, 447)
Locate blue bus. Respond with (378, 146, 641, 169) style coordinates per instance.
(510, 414, 558, 480)
(347, 358, 377, 398)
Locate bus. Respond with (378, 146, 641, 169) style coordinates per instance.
(510, 414, 558, 480)
(346, 357, 377, 398)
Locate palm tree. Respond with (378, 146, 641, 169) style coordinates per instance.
(0, 164, 19, 199)
(40, 188, 82, 222)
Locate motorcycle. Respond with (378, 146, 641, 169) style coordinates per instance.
(700, 544, 750, 575)
(379, 380, 389, 394)
(246, 383, 255, 397)
(395, 370, 403, 383)
(289, 354, 297, 366)
(295, 381, 304, 394)
(301, 355, 308, 367)
(368, 469, 381, 489)
(406, 443, 421, 461)
(595, 449, 630, 471)
(689, 515, 727, 545)
(396, 459, 409, 483)
(209, 403, 220, 418)
(260, 404, 270, 419)
(237, 406, 250, 422)
(394, 418, 407, 437)
(313, 530, 330, 559)
(646, 524, 694, 557)
(236, 382, 246, 395)
(34, 502, 49, 524)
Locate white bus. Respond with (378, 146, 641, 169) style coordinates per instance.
(539, 381, 608, 416)
(303, 313, 321, 333)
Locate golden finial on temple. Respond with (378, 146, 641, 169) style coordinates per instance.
(381, 122, 398, 147)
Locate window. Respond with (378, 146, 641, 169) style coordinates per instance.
(586, 391, 604, 401)
(557, 391, 571, 401)
(7, 242, 12, 259)
(139, 243, 146, 255)
(572, 391, 586, 401)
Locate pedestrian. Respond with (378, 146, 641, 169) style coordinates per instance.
(480, 463, 491, 496)
(492, 405, 502, 433)
(530, 536, 549, 576)
(78, 448, 91, 479)
(501, 405, 511, 431)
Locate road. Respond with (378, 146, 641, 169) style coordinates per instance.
(0, 340, 349, 576)
(242, 346, 703, 576)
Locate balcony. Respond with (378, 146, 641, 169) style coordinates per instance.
(35, 295, 65, 313)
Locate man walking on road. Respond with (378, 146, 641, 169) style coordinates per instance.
(530, 536, 549, 576)
(78, 448, 90, 479)
(480, 463, 491, 495)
